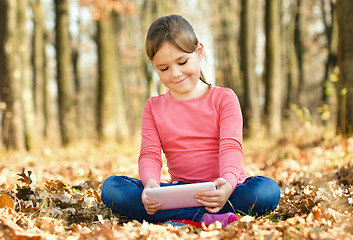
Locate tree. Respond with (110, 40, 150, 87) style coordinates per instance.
(264, 0, 282, 137)
(141, 0, 158, 98)
(240, 0, 260, 136)
(96, 12, 130, 142)
(0, 0, 37, 150)
(294, 0, 304, 107)
(321, 0, 337, 107)
(31, 0, 49, 140)
(284, 0, 300, 109)
(213, 0, 242, 96)
(0, 0, 25, 149)
(336, 0, 353, 136)
(55, 0, 76, 145)
(19, 0, 39, 149)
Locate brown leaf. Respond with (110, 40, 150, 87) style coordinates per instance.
(311, 206, 322, 220)
(0, 194, 14, 209)
(93, 190, 102, 203)
(16, 184, 34, 201)
(17, 168, 33, 185)
(45, 180, 66, 193)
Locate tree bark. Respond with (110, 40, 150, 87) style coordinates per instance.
(216, 0, 241, 94)
(294, 0, 304, 106)
(336, 0, 353, 136)
(55, 0, 76, 145)
(19, 0, 39, 149)
(32, 0, 49, 139)
(0, 0, 26, 149)
(0, 0, 9, 149)
(265, 0, 282, 137)
(240, 0, 260, 136)
(321, 0, 337, 106)
(285, 0, 300, 109)
(96, 12, 129, 142)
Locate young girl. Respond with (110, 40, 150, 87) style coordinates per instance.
(101, 14, 280, 227)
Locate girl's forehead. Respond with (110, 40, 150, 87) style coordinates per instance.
(153, 42, 190, 65)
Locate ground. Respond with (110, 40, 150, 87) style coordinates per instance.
(0, 136, 353, 239)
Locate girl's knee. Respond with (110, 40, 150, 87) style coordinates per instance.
(243, 176, 280, 211)
(101, 175, 127, 205)
(101, 175, 144, 211)
(102, 176, 118, 194)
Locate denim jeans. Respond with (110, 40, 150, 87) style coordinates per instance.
(101, 176, 281, 223)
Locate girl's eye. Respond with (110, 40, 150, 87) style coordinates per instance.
(160, 67, 169, 72)
(179, 59, 188, 65)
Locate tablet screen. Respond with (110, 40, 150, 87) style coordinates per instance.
(145, 182, 216, 210)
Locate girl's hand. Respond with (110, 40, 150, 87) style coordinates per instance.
(195, 178, 234, 213)
(141, 179, 162, 215)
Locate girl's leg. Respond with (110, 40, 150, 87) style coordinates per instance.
(219, 176, 281, 216)
(101, 176, 206, 223)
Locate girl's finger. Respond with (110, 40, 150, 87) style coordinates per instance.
(197, 190, 218, 197)
(205, 206, 222, 213)
(197, 199, 221, 208)
(197, 196, 220, 204)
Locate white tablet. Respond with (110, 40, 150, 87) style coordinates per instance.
(145, 182, 216, 210)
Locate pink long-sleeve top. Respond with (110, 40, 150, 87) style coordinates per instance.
(138, 86, 247, 190)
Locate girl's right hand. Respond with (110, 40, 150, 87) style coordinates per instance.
(141, 179, 162, 215)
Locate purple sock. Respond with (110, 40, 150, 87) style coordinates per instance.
(200, 212, 238, 227)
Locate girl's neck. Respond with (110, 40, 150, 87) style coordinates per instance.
(169, 80, 210, 100)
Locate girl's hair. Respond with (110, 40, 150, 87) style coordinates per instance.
(145, 15, 207, 84)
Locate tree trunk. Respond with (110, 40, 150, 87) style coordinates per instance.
(55, 0, 76, 145)
(216, 0, 242, 94)
(294, 0, 304, 106)
(240, 0, 260, 136)
(321, 0, 338, 107)
(0, 0, 26, 149)
(336, 0, 353, 136)
(96, 12, 130, 142)
(0, 0, 8, 150)
(285, 0, 300, 109)
(32, 0, 49, 139)
(19, 0, 39, 149)
(265, 0, 282, 137)
(142, 0, 158, 98)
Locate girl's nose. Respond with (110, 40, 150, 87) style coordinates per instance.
(172, 66, 182, 78)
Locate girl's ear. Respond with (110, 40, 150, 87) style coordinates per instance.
(196, 43, 205, 59)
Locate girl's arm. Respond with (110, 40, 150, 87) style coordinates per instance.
(196, 89, 243, 212)
(138, 99, 163, 186)
(138, 99, 164, 214)
(218, 89, 243, 190)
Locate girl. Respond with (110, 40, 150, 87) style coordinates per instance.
(101, 15, 280, 227)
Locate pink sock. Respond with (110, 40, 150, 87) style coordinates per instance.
(200, 212, 238, 227)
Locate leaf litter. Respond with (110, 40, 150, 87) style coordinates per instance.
(0, 138, 353, 239)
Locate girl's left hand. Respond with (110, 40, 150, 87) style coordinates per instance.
(195, 178, 233, 213)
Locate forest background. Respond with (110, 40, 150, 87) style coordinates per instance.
(0, 0, 352, 149)
(0, 0, 353, 239)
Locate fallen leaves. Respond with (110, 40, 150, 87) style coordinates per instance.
(17, 168, 33, 185)
(0, 194, 14, 209)
(0, 138, 352, 239)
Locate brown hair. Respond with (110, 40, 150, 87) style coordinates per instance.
(145, 15, 207, 84)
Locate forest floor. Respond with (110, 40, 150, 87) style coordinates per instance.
(0, 135, 353, 239)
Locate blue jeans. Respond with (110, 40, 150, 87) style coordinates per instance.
(101, 176, 281, 223)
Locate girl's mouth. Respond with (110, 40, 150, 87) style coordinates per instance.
(176, 76, 188, 84)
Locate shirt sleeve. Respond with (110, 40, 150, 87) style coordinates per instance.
(218, 89, 243, 190)
(138, 99, 163, 186)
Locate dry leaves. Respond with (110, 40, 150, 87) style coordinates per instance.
(0, 138, 352, 239)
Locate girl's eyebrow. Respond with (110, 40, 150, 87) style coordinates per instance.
(154, 55, 188, 67)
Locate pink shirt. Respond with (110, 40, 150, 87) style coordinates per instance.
(138, 86, 247, 190)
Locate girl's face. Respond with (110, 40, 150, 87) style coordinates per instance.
(152, 41, 206, 99)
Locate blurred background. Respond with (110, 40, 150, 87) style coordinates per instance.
(0, 0, 351, 151)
